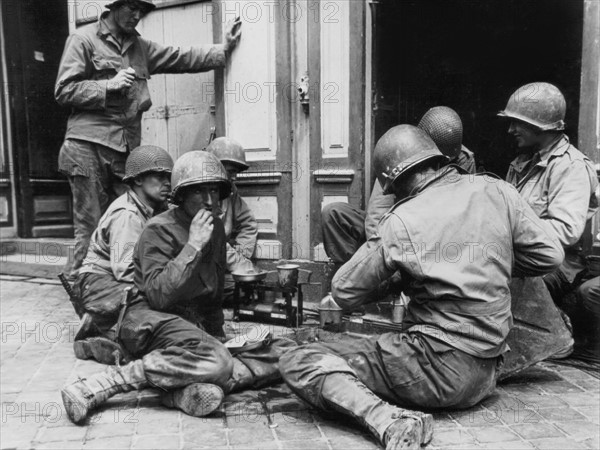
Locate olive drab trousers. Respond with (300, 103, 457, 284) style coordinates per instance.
(280, 331, 500, 412)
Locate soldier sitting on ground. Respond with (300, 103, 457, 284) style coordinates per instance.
(499, 82, 599, 357)
(72, 145, 174, 364)
(61, 151, 295, 424)
(280, 125, 564, 450)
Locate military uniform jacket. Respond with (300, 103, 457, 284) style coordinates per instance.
(333, 166, 564, 358)
(55, 12, 226, 153)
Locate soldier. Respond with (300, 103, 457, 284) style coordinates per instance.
(206, 137, 258, 301)
(322, 106, 477, 267)
(55, 0, 242, 279)
(499, 83, 599, 310)
(71, 145, 173, 363)
(280, 125, 564, 449)
(418, 106, 478, 174)
(61, 151, 295, 424)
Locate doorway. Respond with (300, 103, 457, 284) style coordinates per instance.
(2, 0, 72, 237)
(373, 0, 584, 177)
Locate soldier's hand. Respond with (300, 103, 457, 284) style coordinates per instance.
(107, 67, 136, 92)
(188, 209, 214, 250)
(224, 17, 242, 53)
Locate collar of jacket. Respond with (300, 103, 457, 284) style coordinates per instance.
(390, 165, 462, 209)
(127, 188, 154, 220)
(509, 134, 568, 173)
(96, 11, 140, 48)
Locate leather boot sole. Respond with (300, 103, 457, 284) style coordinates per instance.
(74, 337, 127, 365)
(161, 383, 224, 417)
(61, 384, 89, 424)
(384, 416, 426, 450)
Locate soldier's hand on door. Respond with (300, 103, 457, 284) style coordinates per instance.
(107, 67, 136, 93)
(224, 16, 242, 53)
(189, 209, 214, 251)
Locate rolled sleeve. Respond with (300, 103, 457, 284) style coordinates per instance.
(543, 159, 594, 247)
(55, 35, 107, 110)
(144, 39, 227, 74)
(364, 182, 395, 240)
(230, 195, 258, 259)
(108, 212, 144, 282)
(332, 230, 396, 310)
(509, 189, 565, 277)
(136, 224, 209, 311)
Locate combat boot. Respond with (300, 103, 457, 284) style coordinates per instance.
(73, 336, 128, 365)
(61, 359, 147, 424)
(321, 372, 433, 450)
(160, 383, 224, 417)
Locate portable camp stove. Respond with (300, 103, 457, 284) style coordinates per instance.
(232, 278, 308, 328)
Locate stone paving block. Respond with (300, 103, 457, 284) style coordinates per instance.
(468, 426, 522, 443)
(183, 429, 228, 448)
(529, 437, 587, 449)
(86, 421, 137, 439)
(510, 423, 564, 440)
(509, 393, 568, 409)
(478, 441, 535, 449)
(0, 423, 42, 449)
(34, 439, 87, 449)
(553, 420, 600, 442)
(274, 422, 322, 441)
(430, 428, 477, 447)
(572, 379, 600, 392)
(227, 420, 276, 445)
(329, 435, 379, 449)
(132, 434, 181, 449)
(451, 409, 501, 428)
(537, 406, 588, 422)
(556, 392, 600, 407)
(136, 416, 180, 435)
(280, 439, 330, 449)
(573, 406, 600, 424)
(539, 380, 585, 394)
(37, 424, 87, 443)
(83, 435, 133, 449)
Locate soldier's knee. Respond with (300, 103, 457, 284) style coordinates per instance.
(321, 203, 344, 224)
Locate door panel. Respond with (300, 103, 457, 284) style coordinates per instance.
(215, 0, 293, 260)
(309, 0, 365, 261)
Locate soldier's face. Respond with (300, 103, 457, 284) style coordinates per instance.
(138, 172, 171, 204)
(113, 2, 147, 34)
(223, 162, 241, 181)
(508, 121, 541, 149)
(182, 184, 222, 217)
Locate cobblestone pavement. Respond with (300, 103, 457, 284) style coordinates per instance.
(1, 276, 599, 450)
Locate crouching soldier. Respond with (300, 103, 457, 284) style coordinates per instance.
(206, 137, 258, 301)
(73, 145, 174, 362)
(280, 125, 564, 449)
(61, 151, 295, 424)
(322, 106, 477, 268)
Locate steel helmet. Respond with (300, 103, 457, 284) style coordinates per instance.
(171, 151, 231, 204)
(498, 82, 566, 131)
(373, 125, 448, 195)
(123, 145, 174, 182)
(206, 137, 249, 172)
(418, 106, 463, 158)
(105, 0, 156, 12)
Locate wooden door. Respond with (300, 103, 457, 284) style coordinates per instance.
(308, 0, 366, 261)
(2, 0, 71, 238)
(213, 0, 294, 261)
